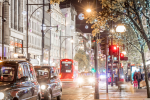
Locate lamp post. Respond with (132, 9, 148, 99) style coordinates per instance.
(86, 2, 99, 99)
(60, 36, 73, 60)
(116, 24, 126, 82)
(44, 26, 58, 65)
(26, 0, 51, 62)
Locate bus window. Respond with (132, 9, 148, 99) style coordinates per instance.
(61, 61, 72, 73)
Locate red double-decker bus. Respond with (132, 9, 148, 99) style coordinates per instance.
(60, 59, 78, 82)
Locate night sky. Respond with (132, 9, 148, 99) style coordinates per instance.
(60, 0, 101, 33)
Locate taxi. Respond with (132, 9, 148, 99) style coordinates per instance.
(77, 71, 95, 88)
(0, 58, 41, 100)
(34, 66, 62, 100)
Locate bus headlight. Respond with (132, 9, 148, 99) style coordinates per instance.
(0, 92, 4, 99)
(78, 78, 83, 83)
(41, 85, 46, 90)
(89, 78, 94, 82)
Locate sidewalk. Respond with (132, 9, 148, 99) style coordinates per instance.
(86, 85, 149, 100)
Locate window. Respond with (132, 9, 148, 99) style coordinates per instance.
(0, 66, 15, 82)
(17, 64, 24, 79)
(23, 65, 30, 78)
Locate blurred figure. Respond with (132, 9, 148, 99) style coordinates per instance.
(133, 72, 138, 88)
(137, 71, 143, 89)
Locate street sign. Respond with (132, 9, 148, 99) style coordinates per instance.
(120, 57, 128, 61)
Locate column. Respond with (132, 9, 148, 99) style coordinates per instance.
(18, 0, 23, 32)
(11, 0, 14, 29)
(4, 0, 10, 45)
(14, 0, 18, 30)
(0, 2, 2, 43)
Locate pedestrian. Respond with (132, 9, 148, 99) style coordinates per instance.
(137, 71, 143, 89)
(133, 72, 138, 88)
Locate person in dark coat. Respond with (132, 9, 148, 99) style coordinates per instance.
(137, 71, 143, 89)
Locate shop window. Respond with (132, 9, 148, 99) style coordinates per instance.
(10, 37, 14, 46)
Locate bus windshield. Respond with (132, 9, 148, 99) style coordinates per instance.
(35, 68, 49, 80)
(0, 66, 15, 82)
(61, 61, 72, 73)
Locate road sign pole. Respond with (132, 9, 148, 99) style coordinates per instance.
(94, 36, 99, 99)
(111, 36, 113, 87)
(105, 36, 108, 93)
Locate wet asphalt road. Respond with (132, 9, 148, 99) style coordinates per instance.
(51, 81, 109, 100)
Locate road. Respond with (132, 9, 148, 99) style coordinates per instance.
(51, 81, 148, 100)
(51, 82, 95, 100)
(51, 81, 117, 100)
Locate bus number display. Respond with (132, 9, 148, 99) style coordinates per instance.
(66, 70, 71, 73)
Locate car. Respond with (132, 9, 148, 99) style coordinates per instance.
(77, 72, 95, 88)
(0, 59, 41, 100)
(34, 66, 62, 100)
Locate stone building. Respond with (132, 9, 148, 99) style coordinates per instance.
(0, 0, 78, 67)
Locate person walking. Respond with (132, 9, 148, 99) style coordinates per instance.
(137, 71, 143, 89)
(133, 72, 138, 88)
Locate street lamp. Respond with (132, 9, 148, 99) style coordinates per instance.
(86, 8, 91, 13)
(116, 25, 126, 33)
(60, 36, 73, 60)
(71, 39, 74, 43)
(26, 0, 51, 61)
(44, 25, 58, 65)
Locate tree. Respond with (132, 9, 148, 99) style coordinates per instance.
(74, 50, 89, 71)
(50, 0, 65, 4)
(84, 0, 150, 97)
(85, 0, 150, 50)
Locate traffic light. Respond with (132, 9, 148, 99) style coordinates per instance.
(109, 45, 119, 56)
(120, 53, 124, 58)
(92, 68, 96, 73)
(100, 36, 108, 55)
(120, 53, 128, 60)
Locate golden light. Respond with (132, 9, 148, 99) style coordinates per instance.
(14, 53, 18, 58)
(116, 25, 126, 32)
(86, 9, 91, 13)
(71, 39, 74, 43)
(0, 60, 2, 63)
(110, 29, 115, 33)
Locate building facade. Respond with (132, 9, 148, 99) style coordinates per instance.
(0, 0, 78, 67)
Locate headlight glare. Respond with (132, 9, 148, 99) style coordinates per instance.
(78, 78, 83, 83)
(121, 75, 124, 78)
(0, 92, 4, 99)
(100, 75, 106, 79)
(41, 85, 46, 90)
(89, 78, 94, 82)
